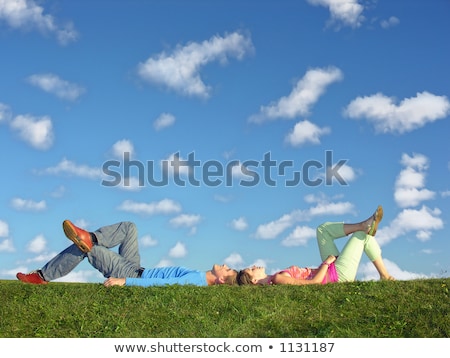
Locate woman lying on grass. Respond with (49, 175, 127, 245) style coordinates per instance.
(237, 205, 395, 286)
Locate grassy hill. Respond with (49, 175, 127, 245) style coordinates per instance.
(1, 278, 448, 338)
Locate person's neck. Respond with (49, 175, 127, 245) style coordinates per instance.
(257, 275, 271, 285)
(205, 270, 217, 286)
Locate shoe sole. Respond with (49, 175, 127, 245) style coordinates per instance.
(63, 220, 91, 253)
(16, 272, 48, 285)
(368, 205, 383, 236)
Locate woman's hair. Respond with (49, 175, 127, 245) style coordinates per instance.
(237, 270, 253, 285)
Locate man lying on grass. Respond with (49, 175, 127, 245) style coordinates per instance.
(16, 220, 238, 287)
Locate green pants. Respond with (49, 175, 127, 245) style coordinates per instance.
(316, 222, 382, 282)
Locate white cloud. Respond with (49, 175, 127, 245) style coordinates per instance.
(119, 177, 143, 191)
(376, 206, 443, 246)
(380, 16, 400, 29)
(281, 225, 316, 247)
(358, 259, 431, 281)
(161, 152, 192, 180)
(253, 200, 354, 239)
(0, 220, 9, 237)
(26, 234, 46, 253)
(168, 241, 187, 258)
(154, 112, 176, 131)
(117, 199, 182, 216)
(169, 214, 202, 228)
(53, 270, 102, 283)
(394, 187, 435, 209)
(249, 67, 343, 123)
(27, 73, 85, 101)
(308, 200, 354, 216)
(0, 103, 55, 150)
(140, 234, 158, 247)
(252, 259, 273, 273)
(73, 219, 89, 231)
(23, 251, 58, 265)
(107, 140, 144, 191)
(344, 91, 450, 134)
(36, 158, 102, 179)
(304, 192, 344, 204)
(285, 120, 331, 147)
(325, 162, 358, 184)
(306, 0, 365, 29)
(0, 102, 12, 122)
(224, 253, 245, 269)
(230, 217, 248, 231)
(11, 197, 46, 211)
(112, 139, 135, 159)
(229, 161, 253, 181)
(0, 238, 14, 252)
(0, 0, 78, 45)
(394, 153, 435, 208)
(214, 194, 233, 203)
(155, 259, 173, 268)
(400, 151, 429, 170)
(50, 185, 66, 198)
(10, 114, 54, 150)
(137, 31, 253, 98)
(254, 212, 300, 240)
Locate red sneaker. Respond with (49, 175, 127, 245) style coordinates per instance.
(16, 271, 48, 285)
(63, 220, 93, 253)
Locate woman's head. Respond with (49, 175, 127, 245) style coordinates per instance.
(237, 266, 267, 285)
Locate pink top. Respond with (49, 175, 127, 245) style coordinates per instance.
(268, 263, 338, 284)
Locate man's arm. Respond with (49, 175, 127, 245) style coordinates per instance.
(104, 272, 207, 287)
(104, 277, 125, 286)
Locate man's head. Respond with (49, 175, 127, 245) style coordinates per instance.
(211, 264, 238, 285)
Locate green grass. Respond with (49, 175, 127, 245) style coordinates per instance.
(1, 278, 448, 338)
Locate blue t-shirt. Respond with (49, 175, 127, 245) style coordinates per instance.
(125, 266, 207, 287)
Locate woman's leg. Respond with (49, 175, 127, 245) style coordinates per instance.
(372, 256, 395, 280)
(316, 222, 346, 261)
(334, 231, 380, 282)
(335, 231, 394, 281)
(316, 206, 381, 261)
(318, 206, 388, 282)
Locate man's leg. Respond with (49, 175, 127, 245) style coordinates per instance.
(42, 221, 141, 280)
(39, 244, 86, 281)
(92, 222, 141, 266)
(87, 245, 141, 278)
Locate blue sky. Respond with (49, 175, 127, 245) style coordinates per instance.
(0, 0, 449, 283)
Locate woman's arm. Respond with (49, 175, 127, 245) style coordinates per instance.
(272, 255, 336, 285)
